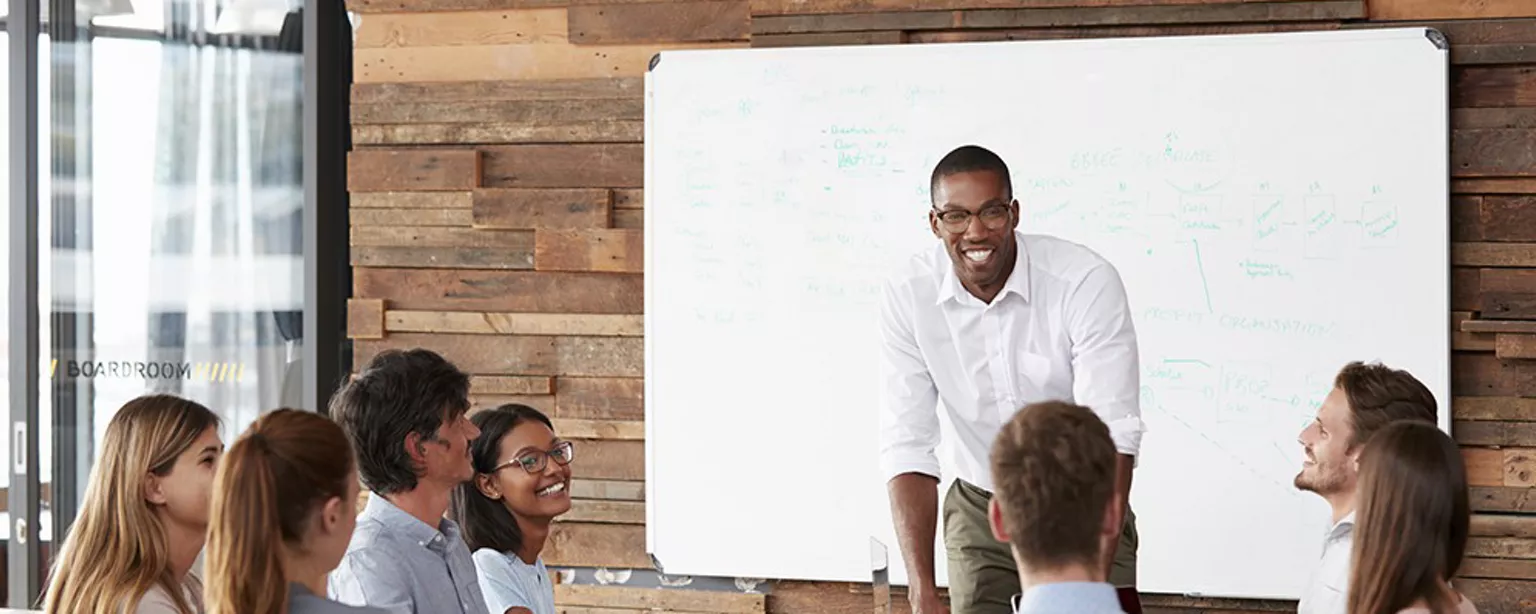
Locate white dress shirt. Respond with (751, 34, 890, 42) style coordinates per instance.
(879, 231, 1145, 492)
(1297, 511, 1354, 614)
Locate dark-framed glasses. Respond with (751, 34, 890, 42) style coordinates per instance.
(491, 440, 575, 474)
(934, 203, 1012, 234)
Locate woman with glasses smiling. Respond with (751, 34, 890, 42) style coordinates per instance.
(449, 404, 576, 614)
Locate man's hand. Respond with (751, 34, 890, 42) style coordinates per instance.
(908, 589, 950, 614)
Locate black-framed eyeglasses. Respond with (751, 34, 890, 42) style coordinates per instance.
(933, 203, 1012, 234)
(490, 440, 575, 474)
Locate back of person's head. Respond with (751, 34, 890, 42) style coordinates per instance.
(1348, 420, 1470, 614)
(931, 144, 1013, 203)
(1334, 361, 1437, 449)
(205, 409, 357, 614)
(450, 404, 559, 553)
(329, 348, 470, 494)
(989, 401, 1119, 573)
(43, 394, 220, 614)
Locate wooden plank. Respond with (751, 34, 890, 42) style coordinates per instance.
(470, 395, 557, 413)
(1453, 353, 1536, 397)
(474, 188, 613, 230)
(1460, 557, 1536, 581)
(352, 247, 534, 270)
(352, 77, 643, 105)
(351, 226, 532, 249)
(570, 478, 644, 501)
(569, 439, 643, 481)
(1499, 334, 1536, 359)
(555, 584, 765, 613)
(470, 375, 554, 396)
(350, 208, 473, 226)
(613, 188, 643, 209)
(1471, 486, 1534, 512)
(1465, 448, 1508, 487)
(1510, 448, 1536, 487)
(353, 269, 643, 313)
(347, 299, 386, 340)
(545, 522, 649, 568)
(350, 191, 472, 209)
(353, 121, 644, 146)
(348, 0, 567, 12)
(1454, 310, 1498, 352)
(1455, 67, 1536, 109)
(753, 31, 907, 48)
(569, 1, 750, 44)
(535, 229, 644, 273)
(750, 0, 1347, 16)
(557, 499, 646, 524)
(1453, 195, 1483, 242)
(1464, 320, 1536, 334)
(958, 1, 1363, 28)
(1455, 179, 1536, 195)
(1456, 108, 1536, 130)
(1455, 267, 1483, 311)
(482, 144, 644, 188)
(348, 150, 480, 192)
(355, 42, 746, 83)
(1453, 243, 1536, 267)
(354, 8, 567, 48)
(1472, 513, 1536, 538)
(357, 334, 641, 377)
(612, 209, 643, 229)
(386, 311, 644, 336)
(1458, 44, 1536, 65)
(354, 98, 643, 125)
(1452, 130, 1536, 177)
(556, 377, 644, 421)
(1454, 578, 1536, 613)
(768, 581, 899, 614)
(1455, 421, 1536, 447)
(554, 419, 644, 440)
(1370, 0, 1536, 20)
(908, 21, 1337, 44)
(1481, 196, 1536, 242)
(751, 10, 950, 34)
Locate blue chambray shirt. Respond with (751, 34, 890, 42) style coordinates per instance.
(328, 494, 490, 614)
(1012, 582, 1127, 614)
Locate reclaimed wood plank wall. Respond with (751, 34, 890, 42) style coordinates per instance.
(345, 0, 1536, 611)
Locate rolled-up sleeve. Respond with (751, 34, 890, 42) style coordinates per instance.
(878, 276, 943, 482)
(1066, 262, 1145, 458)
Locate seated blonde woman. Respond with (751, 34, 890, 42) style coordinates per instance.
(1349, 420, 1478, 614)
(204, 408, 384, 614)
(42, 394, 224, 614)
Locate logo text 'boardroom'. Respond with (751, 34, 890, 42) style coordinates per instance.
(52, 360, 247, 382)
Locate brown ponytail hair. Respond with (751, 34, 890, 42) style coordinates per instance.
(1347, 420, 1470, 614)
(204, 409, 355, 614)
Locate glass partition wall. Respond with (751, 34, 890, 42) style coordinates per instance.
(4, 0, 349, 605)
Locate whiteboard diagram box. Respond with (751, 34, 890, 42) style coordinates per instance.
(1250, 194, 1299, 255)
(1303, 195, 1341, 260)
(1361, 200, 1400, 247)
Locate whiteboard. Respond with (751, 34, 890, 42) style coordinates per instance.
(644, 28, 1449, 600)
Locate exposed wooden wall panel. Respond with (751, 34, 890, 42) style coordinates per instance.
(558, 499, 647, 524)
(482, 144, 644, 188)
(356, 334, 642, 376)
(350, 208, 475, 226)
(353, 77, 644, 104)
(351, 191, 473, 209)
(751, 0, 1336, 16)
(569, 1, 751, 44)
(347, 299, 386, 339)
(355, 98, 643, 125)
(556, 585, 765, 613)
(348, 150, 481, 191)
(353, 120, 644, 146)
(752, 1, 1361, 34)
(546, 523, 649, 568)
(1455, 67, 1536, 108)
(1452, 130, 1536, 177)
(352, 246, 534, 269)
(474, 188, 613, 230)
(556, 377, 645, 421)
(535, 229, 644, 272)
(1369, 0, 1536, 20)
(386, 311, 644, 336)
(356, 41, 747, 83)
(570, 478, 645, 501)
(908, 21, 1338, 44)
(354, 269, 644, 313)
(753, 30, 907, 47)
(556, 418, 645, 440)
(1457, 397, 1536, 421)
(471, 375, 555, 396)
(569, 439, 644, 481)
(348, 0, 566, 12)
(354, 8, 568, 48)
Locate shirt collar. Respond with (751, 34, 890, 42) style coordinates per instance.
(363, 492, 460, 551)
(935, 230, 1032, 306)
(1012, 582, 1123, 614)
(1330, 511, 1356, 537)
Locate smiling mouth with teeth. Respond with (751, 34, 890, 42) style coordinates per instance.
(536, 482, 568, 497)
(964, 248, 993, 262)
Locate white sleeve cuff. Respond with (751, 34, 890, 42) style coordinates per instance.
(1105, 414, 1146, 464)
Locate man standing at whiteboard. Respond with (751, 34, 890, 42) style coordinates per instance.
(880, 144, 1144, 614)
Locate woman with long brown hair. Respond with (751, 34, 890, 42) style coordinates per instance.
(1348, 420, 1478, 614)
(204, 408, 384, 614)
(42, 394, 223, 614)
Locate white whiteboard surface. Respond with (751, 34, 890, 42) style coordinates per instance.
(644, 28, 1449, 600)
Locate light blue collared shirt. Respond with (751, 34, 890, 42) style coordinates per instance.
(1012, 582, 1127, 614)
(328, 494, 490, 614)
